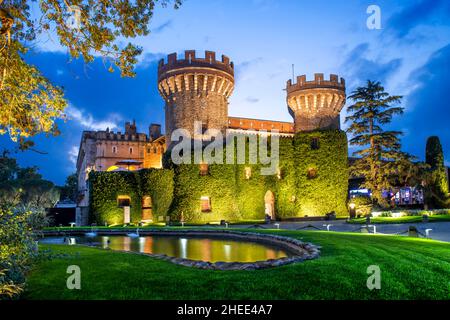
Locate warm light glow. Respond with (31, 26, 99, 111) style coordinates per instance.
(244, 167, 252, 179)
(349, 203, 356, 209)
(106, 165, 120, 172)
(371, 211, 382, 217)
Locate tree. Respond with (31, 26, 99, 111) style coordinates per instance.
(0, 152, 59, 211)
(0, 0, 181, 148)
(345, 80, 406, 207)
(425, 136, 449, 208)
(60, 173, 78, 201)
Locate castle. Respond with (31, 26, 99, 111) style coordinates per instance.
(76, 50, 349, 225)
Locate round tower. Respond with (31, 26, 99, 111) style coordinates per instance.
(158, 50, 235, 146)
(286, 73, 346, 132)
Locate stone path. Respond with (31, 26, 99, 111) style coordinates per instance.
(229, 220, 450, 243)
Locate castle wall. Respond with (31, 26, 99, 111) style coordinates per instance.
(158, 51, 234, 146)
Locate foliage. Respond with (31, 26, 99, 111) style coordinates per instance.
(89, 169, 174, 225)
(425, 136, 449, 208)
(349, 195, 373, 216)
(59, 173, 78, 201)
(0, 209, 39, 300)
(345, 80, 410, 207)
(168, 131, 348, 222)
(0, 41, 66, 148)
(289, 130, 348, 218)
(26, 230, 450, 300)
(0, 151, 60, 211)
(0, 0, 181, 148)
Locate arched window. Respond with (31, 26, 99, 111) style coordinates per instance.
(129, 147, 133, 154)
(112, 146, 117, 154)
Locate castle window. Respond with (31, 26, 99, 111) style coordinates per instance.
(129, 147, 133, 154)
(117, 195, 131, 207)
(199, 162, 209, 176)
(202, 124, 208, 135)
(244, 167, 252, 179)
(307, 167, 318, 179)
(147, 148, 151, 153)
(200, 196, 211, 212)
(311, 138, 320, 150)
(112, 146, 117, 154)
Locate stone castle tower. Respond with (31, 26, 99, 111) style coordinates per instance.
(158, 50, 235, 146)
(286, 74, 346, 132)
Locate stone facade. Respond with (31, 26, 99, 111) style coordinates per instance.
(76, 121, 165, 209)
(158, 50, 234, 146)
(286, 74, 346, 132)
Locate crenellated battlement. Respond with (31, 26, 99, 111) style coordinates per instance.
(158, 50, 234, 81)
(158, 50, 235, 147)
(286, 73, 345, 94)
(286, 73, 346, 132)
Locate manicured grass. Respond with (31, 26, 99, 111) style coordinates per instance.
(24, 229, 450, 300)
(348, 214, 450, 224)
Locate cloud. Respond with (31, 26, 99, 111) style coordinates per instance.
(399, 43, 450, 162)
(66, 105, 122, 131)
(246, 97, 259, 103)
(137, 52, 166, 68)
(387, 0, 450, 38)
(341, 43, 402, 89)
(235, 57, 264, 82)
(68, 145, 79, 166)
(152, 20, 173, 34)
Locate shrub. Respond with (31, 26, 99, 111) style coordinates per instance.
(0, 209, 39, 300)
(349, 195, 373, 216)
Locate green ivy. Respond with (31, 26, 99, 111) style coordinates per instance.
(89, 131, 348, 224)
(89, 169, 174, 225)
(168, 130, 349, 222)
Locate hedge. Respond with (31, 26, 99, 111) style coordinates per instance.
(89, 169, 174, 225)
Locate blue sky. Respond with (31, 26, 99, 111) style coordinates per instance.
(1, 0, 450, 185)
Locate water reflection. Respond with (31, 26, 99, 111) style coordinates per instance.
(41, 235, 289, 262)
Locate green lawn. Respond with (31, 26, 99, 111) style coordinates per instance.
(348, 214, 450, 224)
(24, 230, 450, 300)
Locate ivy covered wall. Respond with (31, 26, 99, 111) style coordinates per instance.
(89, 169, 174, 225)
(88, 130, 348, 224)
(168, 130, 349, 222)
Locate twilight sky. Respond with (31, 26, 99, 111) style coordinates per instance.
(1, 0, 450, 185)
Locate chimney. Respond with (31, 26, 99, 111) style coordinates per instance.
(149, 123, 161, 141)
(125, 120, 137, 135)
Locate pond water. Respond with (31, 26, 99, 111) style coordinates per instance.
(40, 235, 290, 262)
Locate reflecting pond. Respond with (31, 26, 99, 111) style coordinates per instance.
(40, 235, 290, 262)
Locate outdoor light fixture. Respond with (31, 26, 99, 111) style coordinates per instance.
(368, 225, 377, 234)
(274, 223, 280, 229)
(349, 203, 356, 209)
(323, 224, 332, 231)
(425, 229, 433, 237)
